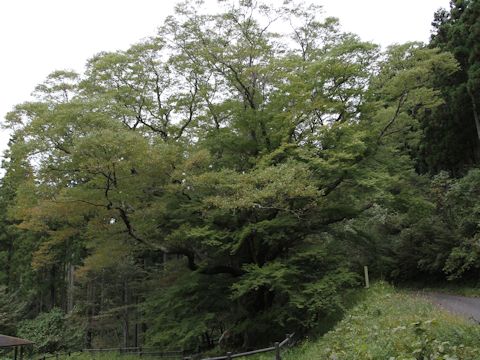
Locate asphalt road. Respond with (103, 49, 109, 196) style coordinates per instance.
(423, 292, 480, 323)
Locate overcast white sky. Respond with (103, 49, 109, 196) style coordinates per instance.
(0, 0, 451, 166)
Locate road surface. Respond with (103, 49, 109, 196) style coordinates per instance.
(423, 292, 480, 323)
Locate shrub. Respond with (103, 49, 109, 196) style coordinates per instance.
(17, 308, 84, 353)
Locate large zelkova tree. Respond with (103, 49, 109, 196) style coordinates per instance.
(1, 0, 457, 351)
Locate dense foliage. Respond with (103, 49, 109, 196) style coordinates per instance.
(0, 0, 479, 354)
(17, 308, 84, 354)
(417, 0, 480, 174)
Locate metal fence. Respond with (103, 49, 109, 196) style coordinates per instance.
(185, 333, 295, 360)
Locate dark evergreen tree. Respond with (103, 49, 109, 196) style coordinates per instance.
(417, 0, 480, 175)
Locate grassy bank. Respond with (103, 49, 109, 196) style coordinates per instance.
(243, 282, 480, 360)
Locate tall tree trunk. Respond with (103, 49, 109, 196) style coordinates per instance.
(67, 264, 74, 313)
(468, 88, 480, 140)
(62, 262, 66, 311)
(50, 267, 56, 309)
(467, 88, 480, 162)
(134, 296, 140, 348)
(99, 270, 104, 313)
(39, 279, 44, 313)
(6, 238, 13, 293)
(85, 282, 93, 348)
(122, 279, 129, 349)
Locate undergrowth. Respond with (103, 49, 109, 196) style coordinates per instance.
(51, 282, 480, 360)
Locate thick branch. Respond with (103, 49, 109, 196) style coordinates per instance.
(322, 202, 374, 226)
(378, 92, 407, 141)
(199, 265, 244, 277)
(169, 247, 199, 271)
(322, 176, 345, 197)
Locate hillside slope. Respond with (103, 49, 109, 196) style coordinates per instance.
(250, 283, 480, 360)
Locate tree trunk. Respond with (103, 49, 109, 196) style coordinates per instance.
(85, 282, 93, 348)
(134, 295, 141, 348)
(67, 264, 74, 313)
(468, 88, 480, 141)
(123, 279, 129, 349)
(6, 238, 13, 293)
(99, 270, 104, 313)
(50, 267, 56, 309)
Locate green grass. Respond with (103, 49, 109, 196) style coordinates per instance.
(240, 282, 480, 360)
(414, 285, 480, 298)
(52, 283, 480, 359)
